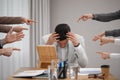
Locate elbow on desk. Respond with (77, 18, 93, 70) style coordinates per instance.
(78, 58, 88, 68)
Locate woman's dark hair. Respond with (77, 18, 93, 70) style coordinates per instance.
(55, 23, 71, 41)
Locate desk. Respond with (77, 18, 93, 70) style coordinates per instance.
(8, 67, 117, 80)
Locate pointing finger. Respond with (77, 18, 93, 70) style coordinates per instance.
(22, 28, 28, 30)
(13, 48, 21, 51)
(77, 17, 83, 22)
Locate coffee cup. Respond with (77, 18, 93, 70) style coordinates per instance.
(101, 65, 110, 80)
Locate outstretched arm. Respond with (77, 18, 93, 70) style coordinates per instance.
(0, 17, 35, 25)
(77, 10, 120, 22)
(0, 48, 20, 57)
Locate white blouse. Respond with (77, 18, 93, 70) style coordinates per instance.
(110, 38, 120, 59)
(114, 38, 120, 45)
(110, 53, 120, 59)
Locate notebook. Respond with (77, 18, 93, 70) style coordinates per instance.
(13, 70, 48, 78)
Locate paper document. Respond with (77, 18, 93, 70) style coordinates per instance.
(13, 70, 46, 78)
(79, 68, 101, 75)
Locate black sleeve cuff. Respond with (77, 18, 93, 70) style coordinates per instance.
(92, 14, 96, 20)
(0, 40, 3, 49)
(74, 43, 80, 47)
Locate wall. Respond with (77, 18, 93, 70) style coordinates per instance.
(50, 0, 120, 79)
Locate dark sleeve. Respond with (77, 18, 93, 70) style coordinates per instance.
(0, 25, 12, 33)
(92, 10, 120, 22)
(0, 40, 3, 49)
(105, 29, 120, 37)
(0, 17, 25, 24)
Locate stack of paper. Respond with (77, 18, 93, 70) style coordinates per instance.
(13, 70, 47, 78)
(79, 68, 101, 75)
